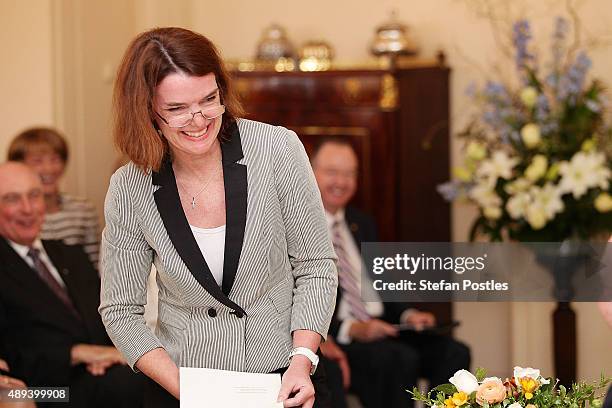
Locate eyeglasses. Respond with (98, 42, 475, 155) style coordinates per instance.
(155, 104, 226, 128)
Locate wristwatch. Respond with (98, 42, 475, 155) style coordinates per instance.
(288, 347, 319, 375)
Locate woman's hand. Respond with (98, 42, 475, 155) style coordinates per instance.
(277, 355, 315, 408)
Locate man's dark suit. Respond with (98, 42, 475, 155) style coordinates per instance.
(328, 207, 471, 408)
(0, 238, 143, 407)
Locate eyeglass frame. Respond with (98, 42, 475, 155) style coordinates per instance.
(154, 104, 226, 129)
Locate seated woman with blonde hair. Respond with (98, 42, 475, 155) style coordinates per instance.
(7, 128, 100, 268)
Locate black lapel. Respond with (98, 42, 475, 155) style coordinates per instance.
(220, 121, 247, 297)
(0, 238, 83, 334)
(152, 124, 246, 315)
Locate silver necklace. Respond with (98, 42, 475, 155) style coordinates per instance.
(179, 166, 220, 210)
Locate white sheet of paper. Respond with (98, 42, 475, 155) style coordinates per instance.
(180, 367, 284, 408)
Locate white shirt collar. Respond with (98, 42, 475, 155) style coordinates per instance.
(325, 208, 346, 228)
(7, 238, 44, 259)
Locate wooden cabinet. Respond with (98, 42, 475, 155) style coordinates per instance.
(231, 60, 451, 243)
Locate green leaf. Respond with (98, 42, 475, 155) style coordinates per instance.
(475, 367, 487, 382)
(433, 383, 457, 395)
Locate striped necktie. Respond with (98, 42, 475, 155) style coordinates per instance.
(331, 220, 370, 321)
(27, 247, 81, 319)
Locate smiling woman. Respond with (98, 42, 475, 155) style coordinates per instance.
(7, 128, 101, 268)
(100, 27, 337, 408)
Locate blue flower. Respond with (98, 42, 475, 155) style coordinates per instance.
(551, 17, 568, 77)
(557, 51, 591, 104)
(437, 181, 461, 202)
(553, 16, 568, 42)
(535, 94, 550, 123)
(513, 19, 534, 71)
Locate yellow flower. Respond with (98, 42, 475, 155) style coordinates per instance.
(595, 193, 612, 213)
(545, 163, 560, 181)
(451, 392, 469, 407)
(581, 139, 596, 152)
(524, 155, 548, 182)
(467, 142, 487, 161)
(519, 377, 539, 400)
(444, 397, 456, 408)
(483, 206, 502, 220)
(521, 123, 541, 149)
(520, 87, 538, 108)
(453, 166, 473, 182)
(526, 206, 547, 230)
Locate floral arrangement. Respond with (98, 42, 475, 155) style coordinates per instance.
(439, 17, 612, 242)
(411, 367, 610, 408)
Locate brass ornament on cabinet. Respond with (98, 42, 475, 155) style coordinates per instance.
(298, 40, 334, 72)
(235, 78, 251, 101)
(255, 24, 296, 61)
(341, 78, 362, 105)
(370, 11, 418, 58)
(379, 74, 398, 111)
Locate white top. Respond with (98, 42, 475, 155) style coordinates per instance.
(8, 238, 66, 288)
(190, 224, 226, 287)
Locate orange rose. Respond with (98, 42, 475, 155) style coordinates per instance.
(476, 378, 507, 406)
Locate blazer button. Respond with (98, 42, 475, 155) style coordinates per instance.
(232, 310, 244, 318)
(207, 308, 217, 318)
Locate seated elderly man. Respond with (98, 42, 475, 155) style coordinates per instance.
(311, 137, 471, 408)
(0, 162, 143, 408)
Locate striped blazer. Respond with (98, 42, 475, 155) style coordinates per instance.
(99, 119, 337, 373)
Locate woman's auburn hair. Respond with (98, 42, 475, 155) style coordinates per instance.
(113, 27, 243, 172)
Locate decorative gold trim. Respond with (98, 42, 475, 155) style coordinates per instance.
(226, 57, 441, 72)
(293, 126, 370, 137)
(379, 74, 398, 111)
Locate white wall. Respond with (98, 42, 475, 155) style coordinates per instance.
(0, 0, 54, 156)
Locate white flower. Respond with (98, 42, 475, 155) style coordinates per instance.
(505, 178, 532, 195)
(476, 150, 519, 187)
(514, 366, 550, 386)
(481, 376, 504, 384)
(520, 87, 538, 108)
(507, 191, 531, 219)
(508, 403, 523, 408)
(449, 369, 479, 394)
(521, 123, 541, 149)
(469, 184, 502, 209)
(524, 155, 548, 182)
(530, 183, 564, 220)
(559, 151, 611, 199)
